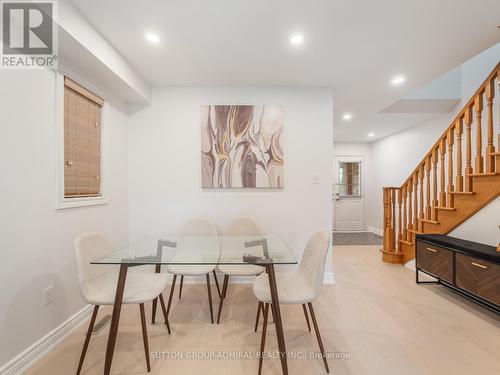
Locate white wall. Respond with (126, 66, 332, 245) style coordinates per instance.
(333, 142, 372, 158)
(0, 69, 130, 367)
(368, 43, 500, 246)
(129, 87, 334, 276)
(58, 0, 151, 104)
(450, 197, 500, 246)
(369, 113, 455, 230)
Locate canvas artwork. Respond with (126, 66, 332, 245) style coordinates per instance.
(201, 105, 284, 188)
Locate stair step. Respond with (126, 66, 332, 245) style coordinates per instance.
(467, 172, 500, 177)
(398, 239, 413, 246)
(449, 191, 475, 195)
(407, 229, 424, 234)
(421, 218, 440, 225)
(432, 206, 456, 211)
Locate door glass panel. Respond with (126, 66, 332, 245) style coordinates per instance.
(338, 161, 361, 198)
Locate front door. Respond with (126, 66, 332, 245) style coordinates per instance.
(333, 157, 365, 231)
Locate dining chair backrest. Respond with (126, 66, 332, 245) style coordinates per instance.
(182, 219, 218, 236)
(298, 231, 331, 299)
(227, 217, 262, 236)
(74, 233, 115, 285)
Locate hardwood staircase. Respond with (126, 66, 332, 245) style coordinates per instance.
(381, 61, 500, 264)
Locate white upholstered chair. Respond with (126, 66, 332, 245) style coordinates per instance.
(253, 231, 331, 374)
(74, 233, 170, 375)
(216, 218, 264, 324)
(165, 219, 221, 323)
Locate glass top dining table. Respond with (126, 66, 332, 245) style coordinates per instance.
(96, 235, 296, 375)
(93, 235, 298, 266)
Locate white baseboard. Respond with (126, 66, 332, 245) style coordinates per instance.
(332, 230, 366, 233)
(0, 305, 93, 375)
(367, 226, 383, 236)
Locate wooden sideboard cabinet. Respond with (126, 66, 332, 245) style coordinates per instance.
(416, 234, 500, 313)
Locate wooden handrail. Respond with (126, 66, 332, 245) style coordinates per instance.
(381, 61, 500, 263)
(399, 62, 499, 189)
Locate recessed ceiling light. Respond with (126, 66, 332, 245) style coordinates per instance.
(342, 113, 352, 120)
(368, 132, 375, 138)
(289, 33, 304, 45)
(391, 75, 406, 86)
(145, 33, 160, 44)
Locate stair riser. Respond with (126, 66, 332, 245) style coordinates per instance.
(395, 175, 500, 264)
(422, 176, 500, 233)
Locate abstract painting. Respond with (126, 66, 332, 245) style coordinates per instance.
(201, 105, 284, 188)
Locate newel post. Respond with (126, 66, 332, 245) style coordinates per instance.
(383, 187, 395, 253)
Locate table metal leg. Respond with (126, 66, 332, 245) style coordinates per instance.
(258, 303, 270, 375)
(103, 264, 128, 375)
(302, 304, 311, 332)
(266, 265, 288, 375)
(216, 275, 229, 324)
(158, 293, 171, 334)
(206, 273, 214, 323)
(213, 270, 221, 298)
(139, 304, 151, 372)
(151, 264, 161, 323)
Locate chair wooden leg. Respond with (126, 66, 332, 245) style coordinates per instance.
(258, 303, 270, 375)
(178, 275, 184, 299)
(166, 275, 177, 318)
(302, 304, 311, 332)
(139, 304, 151, 372)
(158, 293, 171, 334)
(216, 275, 229, 324)
(213, 270, 221, 298)
(76, 305, 99, 375)
(308, 302, 329, 373)
(254, 301, 263, 332)
(206, 273, 214, 323)
(151, 298, 158, 324)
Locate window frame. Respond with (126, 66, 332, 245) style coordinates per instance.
(55, 69, 109, 210)
(338, 161, 362, 198)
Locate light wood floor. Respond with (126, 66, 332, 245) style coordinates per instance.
(26, 246, 500, 375)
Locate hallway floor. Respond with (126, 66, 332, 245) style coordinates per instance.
(26, 246, 500, 375)
(332, 232, 383, 246)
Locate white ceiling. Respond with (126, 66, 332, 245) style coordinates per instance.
(68, 0, 500, 141)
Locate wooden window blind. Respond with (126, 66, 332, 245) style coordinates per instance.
(64, 77, 104, 198)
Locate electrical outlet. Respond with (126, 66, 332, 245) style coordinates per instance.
(43, 285, 55, 306)
(312, 174, 320, 184)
